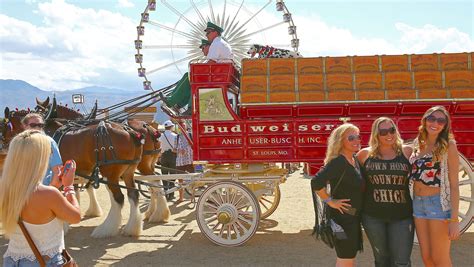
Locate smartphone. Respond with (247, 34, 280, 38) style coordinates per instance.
(60, 160, 74, 180)
(64, 161, 73, 172)
(345, 207, 357, 216)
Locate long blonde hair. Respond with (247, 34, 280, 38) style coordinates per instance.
(415, 106, 454, 162)
(324, 123, 359, 165)
(0, 130, 50, 235)
(368, 117, 403, 158)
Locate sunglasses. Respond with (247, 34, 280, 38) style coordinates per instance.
(347, 134, 361, 142)
(426, 115, 447, 125)
(379, 126, 396, 136)
(205, 30, 215, 35)
(28, 123, 45, 128)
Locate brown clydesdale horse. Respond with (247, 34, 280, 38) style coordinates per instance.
(35, 97, 170, 225)
(126, 119, 170, 222)
(51, 119, 145, 237)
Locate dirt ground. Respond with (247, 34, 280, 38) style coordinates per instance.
(1, 169, 473, 266)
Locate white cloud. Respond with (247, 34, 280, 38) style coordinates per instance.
(117, 0, 134, 8)
(0, 0, 155, 90)
(294, 15, 474, 57)
(396, 23, 474, 53)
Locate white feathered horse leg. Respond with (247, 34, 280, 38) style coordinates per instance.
(121, 170, 143, 236)
(91, 187, 122, 238)
(74, 175, 102, 217)
(145, 180, 170, 223)
(85, 186, 103, 217)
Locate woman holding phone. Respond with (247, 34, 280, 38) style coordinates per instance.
(0, 130, 81, 266)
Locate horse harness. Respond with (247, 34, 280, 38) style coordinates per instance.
(125, 121, 161, 156)
(53, 120, 143, 189)
(143, 123, 161, 155)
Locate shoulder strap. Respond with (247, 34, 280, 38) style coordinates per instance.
(330, 165, 347, 197)
(18, 220, 46, 267)
(163, 132, 174, 149)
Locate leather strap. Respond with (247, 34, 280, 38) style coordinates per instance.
(330, 166, 347, 197)
(18, 220, 46, 267)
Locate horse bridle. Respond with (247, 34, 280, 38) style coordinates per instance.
(142, 123, 161, 155)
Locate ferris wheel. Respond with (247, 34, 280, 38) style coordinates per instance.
(134, 0, 299, 91)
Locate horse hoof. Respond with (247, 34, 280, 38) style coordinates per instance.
(121, 226, 142, 237)
(91, 225, 120, 238)
(147, 209, 170, 223)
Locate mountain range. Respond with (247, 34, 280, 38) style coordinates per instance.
(0, 79, 169, 123)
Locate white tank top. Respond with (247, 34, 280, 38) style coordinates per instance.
(4, 218, 65, 261)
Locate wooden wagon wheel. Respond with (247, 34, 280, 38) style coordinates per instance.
(196, 181, 260, 247)
(258, 185, 281, 219)
(245, 183, 281, 219)
(458, 153, 474, 234)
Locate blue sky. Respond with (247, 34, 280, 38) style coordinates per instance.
(0, 0, 472, 92)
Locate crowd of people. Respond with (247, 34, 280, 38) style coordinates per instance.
(312, 105, 461, 267)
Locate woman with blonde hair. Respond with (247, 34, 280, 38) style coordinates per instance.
(409, 106, 460, 267)
(356, 117, 414, 266)
(0, 130, 81, 266)
(311, 123, 364, 267)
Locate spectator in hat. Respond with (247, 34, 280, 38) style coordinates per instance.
(159, 120, 177, 201)
(204, 22, 233, 63)
(21, 113, 62, 188)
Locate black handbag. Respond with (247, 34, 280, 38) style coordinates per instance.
(311, 167, 346, 249)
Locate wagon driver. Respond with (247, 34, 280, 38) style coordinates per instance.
(204, 22, 233, 63)
(200, 39, 211, 57)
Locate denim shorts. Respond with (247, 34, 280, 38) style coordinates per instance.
(413, 194, 451, 220)
(3, 252, 64, 267)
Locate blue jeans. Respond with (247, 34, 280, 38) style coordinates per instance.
(3, 252, 64, 267)
(413, 194, 451, 220)
(362, 214, 414, 267)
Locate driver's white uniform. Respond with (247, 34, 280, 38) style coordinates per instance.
(207, 36, 233, 63)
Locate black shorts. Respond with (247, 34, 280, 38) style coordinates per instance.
(331, 211, 363, 259)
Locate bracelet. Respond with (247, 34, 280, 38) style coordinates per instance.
(323, 197, 332, 204)
(63, 185, 74, 194)
(64, 190, 76, 197)
(448, 217, 459, 222)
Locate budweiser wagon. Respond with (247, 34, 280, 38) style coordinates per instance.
(132, 52, 474, 247)
(133, 0, 474, 247)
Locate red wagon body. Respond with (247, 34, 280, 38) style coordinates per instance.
(188, 60, 474, 176)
